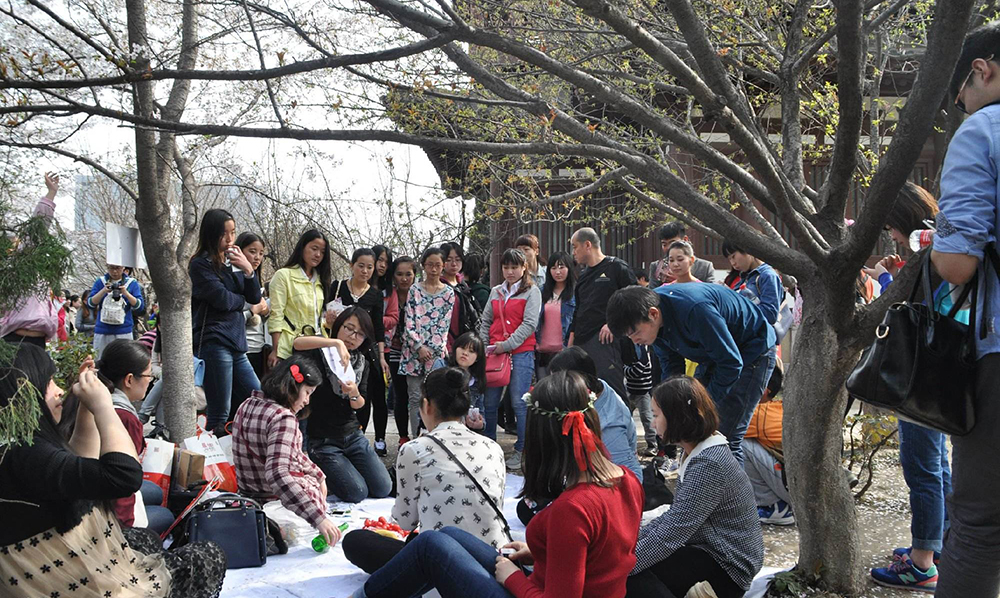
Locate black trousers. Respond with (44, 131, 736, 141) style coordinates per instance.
(2, 333, 45, 348)
(342, 529, 406, 573)
(357, 353, 388, 440)
(625, 546, 744, 598)
(389, 356, 410, 438)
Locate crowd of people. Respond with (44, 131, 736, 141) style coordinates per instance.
(5, 21, 1000, 598)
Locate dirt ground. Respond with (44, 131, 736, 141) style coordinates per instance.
(371, 409, 930, 597)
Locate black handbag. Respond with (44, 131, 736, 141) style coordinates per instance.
(846, 252, 977, 436)
(186, 493, 269, 569)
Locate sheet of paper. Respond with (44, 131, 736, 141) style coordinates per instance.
(322, 346, 356, 384)
(106, 223, 147, 269)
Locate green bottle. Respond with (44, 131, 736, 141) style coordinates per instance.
(312, 523, 350, 552)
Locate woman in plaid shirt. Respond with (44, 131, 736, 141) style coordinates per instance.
(232, 354, 345, 548)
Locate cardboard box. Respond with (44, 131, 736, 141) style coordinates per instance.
(172, 448, 206, 489)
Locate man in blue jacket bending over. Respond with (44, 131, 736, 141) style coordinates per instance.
(607, 284, 775, 464)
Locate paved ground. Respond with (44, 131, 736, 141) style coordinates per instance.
(370, 409, 924, 597)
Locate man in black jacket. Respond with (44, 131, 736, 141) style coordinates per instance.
(568, 227, 636, 400)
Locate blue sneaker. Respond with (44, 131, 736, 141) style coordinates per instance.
(871, 556, 937, 593)
(758, 500, 795, 526)
(891, 547, 941, 566)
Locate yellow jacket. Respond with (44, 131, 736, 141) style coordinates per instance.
(268, 266, 327, 358)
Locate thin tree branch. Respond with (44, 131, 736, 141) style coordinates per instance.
(614, 175, 720, 240)
(240, 0, 286, 128)
(0, 140, 137, 200)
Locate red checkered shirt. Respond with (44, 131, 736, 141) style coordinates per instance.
(232, 391, 327, 527)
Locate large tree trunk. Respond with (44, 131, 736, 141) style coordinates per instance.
(783, 277, 865, 594)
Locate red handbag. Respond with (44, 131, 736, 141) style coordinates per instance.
(485, 292, 513, 388)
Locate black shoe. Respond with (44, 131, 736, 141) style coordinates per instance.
(374, 439, 388, 457)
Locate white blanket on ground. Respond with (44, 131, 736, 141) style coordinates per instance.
(219, 474, 778, 598)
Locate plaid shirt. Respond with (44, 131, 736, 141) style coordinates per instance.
(232, 391, 327, 527)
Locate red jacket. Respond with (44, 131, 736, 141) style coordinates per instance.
(480, 283, 542, 355)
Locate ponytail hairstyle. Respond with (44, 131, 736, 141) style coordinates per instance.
(448, 331, 486, 394)
(96, 339, 152, 393)
(422, 366, 472, 420)
(500, 248, 532, 293)
(261, 354, 323, 419)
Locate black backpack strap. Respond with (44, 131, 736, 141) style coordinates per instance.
(424, 434, 512, 543)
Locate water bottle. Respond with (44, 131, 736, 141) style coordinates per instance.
(909, 229, 934, 251)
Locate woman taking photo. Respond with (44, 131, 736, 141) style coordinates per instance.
(628, 377, 764, 598)
(296, 306, 392, 502)
(347, 370, 643, 598)
(328, 247, 389, 455)
(237, 232, 270, 401)
(387, 256, 416, 441)
(399, 247, 455, 438)
(189, 208, 262, 433)
(268, 229, 331, 367)
(536, 251, 576, 377)
(0, 344, 227, 597)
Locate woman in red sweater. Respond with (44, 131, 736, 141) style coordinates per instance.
(349, 370, 644, 598)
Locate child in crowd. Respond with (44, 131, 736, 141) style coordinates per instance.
(479, 248, 542, 471)
(342, 367, 506, 573)
(232, 354, 342, 549)
(295, 306, 392, 503)
(430, 331, 487, 430)
(628, 377, 764, 598)
(348, 371, 643, 598)
(624, 342, 659, 458)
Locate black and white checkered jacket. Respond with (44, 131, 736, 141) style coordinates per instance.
(632, 438, 765, 590)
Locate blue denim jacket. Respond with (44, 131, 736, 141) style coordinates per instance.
(595, 381, 643, 482)
(934, 103, 1000, 358)
(535, 294, 576, 346)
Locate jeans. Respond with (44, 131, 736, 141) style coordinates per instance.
(937, 355, 1000, 598)
(197, 340, 260, 431)
(359, 527, 512, 598)
(484, 351, 534, 451)
(357, 354, 388, 440)
(701, 346, 776, 465)
(93, 332, 133, 358)
(628, 393, 657, 447)
(898, 420, 951, 552)
(140, 480, 174, 534)
(742, 439, 791, 508)
(309, 431, 392, 503)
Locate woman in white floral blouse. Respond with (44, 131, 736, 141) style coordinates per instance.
(342, 366, 506, 573)
(398, 247, 455, 437)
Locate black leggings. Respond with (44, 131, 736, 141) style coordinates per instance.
(342, 529, 406, 573)
(625, 546, 744, 598)
(390, 358, 410, 438)
(356, 353, 388, 440)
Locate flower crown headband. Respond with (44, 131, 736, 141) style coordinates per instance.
(523, 390, 599, 472)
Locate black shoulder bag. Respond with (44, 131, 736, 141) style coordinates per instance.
(424, 434, 512, 543)
(846, 251, 978, 435)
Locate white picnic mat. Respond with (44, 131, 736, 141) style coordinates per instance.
(219, 474, 778, 598)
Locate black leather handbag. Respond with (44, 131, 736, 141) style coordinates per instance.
(846, 252, 977, 436)
(186, 493, 268, 569)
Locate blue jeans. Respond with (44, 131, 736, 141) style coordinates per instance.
(309, 431, 392, 503)
(197, 340, 260, 431)
(140, 480, 174, 534)
(899, 420, 951, 552)
(484, 351, 534, 451)
(699, 345, 776, 465)
(359, 527, 512, 598)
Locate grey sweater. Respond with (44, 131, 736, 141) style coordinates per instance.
(478, 283, 542, 353)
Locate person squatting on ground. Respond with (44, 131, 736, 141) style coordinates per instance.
(606, 284, 776, 465)
(0, 343, 227, 597)
(342, 366, 507, 573)
(627, 377, 764, 598)
(479, 248, 542, 471)
(347, 370, 644, 598)
(740, 361, 795, 527)
(232, 354, 343, 550)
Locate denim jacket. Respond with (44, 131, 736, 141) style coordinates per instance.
(535, 294, 576, 346)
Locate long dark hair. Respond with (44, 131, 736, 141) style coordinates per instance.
(260, 354, 322, 419)
(96, 340, 151, 393)
(372, 244, 394, 293)
(192, 208, 234, 270)
(284, 229, 332, 297)
(236, 232, 265, 280)
(422, 367, 472, 420)
(80, 289, 93, 320)
(519, 371, 616, 503)
(448, 331, 486, 394)
(542, 251, 576, 303)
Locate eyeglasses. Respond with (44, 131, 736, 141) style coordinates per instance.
(343, 324, 365, 339)
(445, 257, 462, 264)
(956, 54, 994, 114)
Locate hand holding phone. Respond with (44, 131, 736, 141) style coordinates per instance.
(486, 344, 497, 356)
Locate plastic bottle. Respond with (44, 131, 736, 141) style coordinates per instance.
(909, 229, 934, 251)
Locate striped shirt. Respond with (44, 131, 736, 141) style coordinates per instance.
(624, 344, 654, 395)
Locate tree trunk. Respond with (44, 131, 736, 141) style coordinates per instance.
(783, 277, 865, 594)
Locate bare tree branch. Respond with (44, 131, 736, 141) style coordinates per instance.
(0, 140, 137, 200)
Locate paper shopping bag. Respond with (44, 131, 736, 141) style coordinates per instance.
(183, 433, 238, 493)
(141, 438, 175, 505)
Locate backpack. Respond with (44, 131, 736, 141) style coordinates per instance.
(454, 283, 481, 335)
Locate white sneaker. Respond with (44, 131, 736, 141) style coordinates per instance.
(505, 450, 522, 471)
